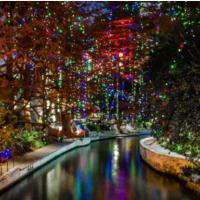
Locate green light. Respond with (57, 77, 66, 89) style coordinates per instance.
(58, 28, 63, 34)
(58, 80, 63, 88)
(161, 95, 167, 101)
(79, 26, 85, 34)
(87, 63, 92, 71)
(182, 21, 188, 27)
(170, 64, 176, 69)
(169, 60, 177, 74)
(176, 144, 183, 152)
(89, 47, 94, 52)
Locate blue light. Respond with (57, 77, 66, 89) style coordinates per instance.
(80, 81, 87, 88)
(169, 8, 176, 15)
(1, 149, 12, 160)
(12, 52, 17, 59)
(28, 63, 34, 70)
(107, 14, 113, 21)
(0, 59, 5, 66)
(131, 3, 139, 11)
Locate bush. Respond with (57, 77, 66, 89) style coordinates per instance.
(86, 123, 100, 131)
(0, 128, 47, 155)
(23, 129, 47, 149)
(159, 131, 200, 158)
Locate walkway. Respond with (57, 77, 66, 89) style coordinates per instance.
(0, 141, 73, 178)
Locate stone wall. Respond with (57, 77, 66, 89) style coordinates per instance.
(140, 137, 200, 193)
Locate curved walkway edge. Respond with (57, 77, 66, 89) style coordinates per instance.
(0, 131, 144, 193)
(140, 137, 200, 193)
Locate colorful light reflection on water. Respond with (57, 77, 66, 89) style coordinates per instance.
(0, 137, 199, 200)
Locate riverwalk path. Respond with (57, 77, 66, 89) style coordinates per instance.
(0, 141, 73, 176)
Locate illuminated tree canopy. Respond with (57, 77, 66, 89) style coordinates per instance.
(0, 2, 200, 160)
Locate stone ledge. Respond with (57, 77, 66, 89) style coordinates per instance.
(140, 137, 200, 193)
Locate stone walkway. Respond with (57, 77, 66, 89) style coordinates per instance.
(0, 137, 93, 192)
(0, 141, 72, 177)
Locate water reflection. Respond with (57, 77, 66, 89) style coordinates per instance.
(0, 137, 199, 200)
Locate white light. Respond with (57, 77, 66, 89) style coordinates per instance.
(112, 142, 120, 182)
(119, 52, 123, 58)
(52, 115, 56, 122)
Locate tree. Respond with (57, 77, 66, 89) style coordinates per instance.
(140, 2, 200, 159)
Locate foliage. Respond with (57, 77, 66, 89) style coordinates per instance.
(0, 128, 47, 155)
(131, 119, 152, 130)
(139, 3, 200, 168)
(160, 131, 200, 158)
(86, 122, 101, 132)
(23, 129, 47, 149)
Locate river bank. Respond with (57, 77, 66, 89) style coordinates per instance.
(140, 137, 200, 193)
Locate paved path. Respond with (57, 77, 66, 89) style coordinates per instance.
(0, 141, 72, 177)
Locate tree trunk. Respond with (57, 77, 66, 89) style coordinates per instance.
(61, 112, 75, 138)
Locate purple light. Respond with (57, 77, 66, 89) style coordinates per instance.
(127, 74, 133, 81)
(57, 66, 63, 72)
(20, 18, 28, 25)
(80, 82, 87, 88)
(28, 63, 34, 70)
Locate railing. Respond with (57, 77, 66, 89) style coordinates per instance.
(0, 159, 15, 176)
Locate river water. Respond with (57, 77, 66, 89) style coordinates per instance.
(0, 136, 199, 200)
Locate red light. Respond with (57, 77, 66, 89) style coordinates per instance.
(179, 42, 184, 49)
